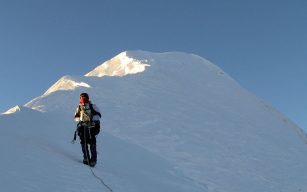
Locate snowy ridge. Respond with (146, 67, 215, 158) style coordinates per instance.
(2, 105, 22, 114)
(85, 51, 150, 77)
(1, 50, 307, 192)
(43, 75, 91, 96)
(1, 105, 39, 115)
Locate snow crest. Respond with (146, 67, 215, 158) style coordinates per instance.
(43, 76, 91, 96)
(85, 51, 150, 77)
(2, 105, 21, 114)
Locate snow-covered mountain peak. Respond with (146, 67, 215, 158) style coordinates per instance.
(3, 51, 307, 192)
(2, 105, 22, 114)
(43, 75, 91, 96)
(85, 51, 150, 77)
(1, 105, 41, 115)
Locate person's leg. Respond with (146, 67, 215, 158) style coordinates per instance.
(81, 144, 90, 164)
(89, 125, 99, 166)
(90, 144, 97, 162)
(79, 126, 90, 164)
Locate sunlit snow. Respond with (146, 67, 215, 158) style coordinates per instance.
(1, 51, 307, 192)
(85, 51, 150, 77)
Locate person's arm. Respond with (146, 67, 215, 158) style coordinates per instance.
(92, 104, 101, 120)
(74, 105, 81, 122)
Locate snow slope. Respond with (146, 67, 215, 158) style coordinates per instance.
(1, 51, 307, 192)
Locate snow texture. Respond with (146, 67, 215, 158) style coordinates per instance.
(1, 51, 307, 192)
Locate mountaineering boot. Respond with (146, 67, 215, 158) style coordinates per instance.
(89, 159, 96, 167)
(81, 144, 90, 165)
(89, 144, 97, 167)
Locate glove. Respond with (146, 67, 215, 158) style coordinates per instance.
(77, 121, 83, 128)
(74, 117, 80, 123)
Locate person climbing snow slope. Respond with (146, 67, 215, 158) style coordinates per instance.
(74, 93, 101, 167)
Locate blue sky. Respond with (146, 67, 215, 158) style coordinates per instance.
(0, 0, 306, 131)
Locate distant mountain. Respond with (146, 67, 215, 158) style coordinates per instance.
(2, 51, 307, 192)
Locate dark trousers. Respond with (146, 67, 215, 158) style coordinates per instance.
(78, 124, 100, 161)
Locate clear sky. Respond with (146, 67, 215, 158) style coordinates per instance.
(0, 0, 306, 131)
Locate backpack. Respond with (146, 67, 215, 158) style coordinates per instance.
(79, 103, 101, 123)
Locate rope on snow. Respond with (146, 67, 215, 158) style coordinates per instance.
(89, 167, 113, 192)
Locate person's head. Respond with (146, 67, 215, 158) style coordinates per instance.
(80, 93, 90, 104)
